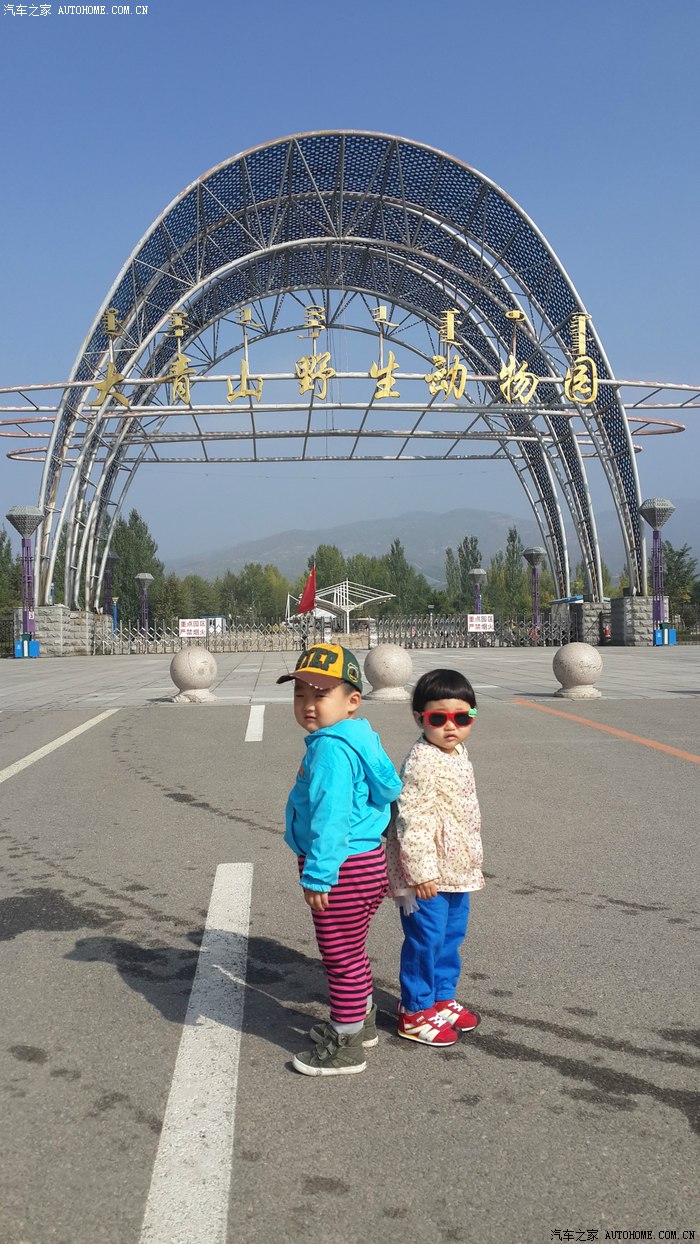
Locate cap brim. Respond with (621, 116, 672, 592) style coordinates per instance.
(276, 670, 344, 689)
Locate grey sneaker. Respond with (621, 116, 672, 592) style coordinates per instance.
(293, 1027, 367, 1077)
(310, 1004, 378, 1049)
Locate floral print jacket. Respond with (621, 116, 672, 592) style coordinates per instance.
(386, 737, 484, 895)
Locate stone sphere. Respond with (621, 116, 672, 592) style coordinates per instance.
(364, 644, 413, 701)
(170, 646, 217, 692)
(552, 642, 603, 698)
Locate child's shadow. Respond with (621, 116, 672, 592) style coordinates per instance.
(65, 931, 397, 1057)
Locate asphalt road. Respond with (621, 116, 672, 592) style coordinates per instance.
(0, 653, 698, 1244)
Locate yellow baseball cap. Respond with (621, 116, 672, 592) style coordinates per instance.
(277, 643, 363, 692)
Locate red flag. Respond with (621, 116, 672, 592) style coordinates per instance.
(297, 564, 317, 615)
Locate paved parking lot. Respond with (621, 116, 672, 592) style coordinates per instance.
(0, 647, 698, 1243)
(1, 643, 699, 711)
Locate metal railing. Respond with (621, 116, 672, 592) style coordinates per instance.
(376, 613, 576, 648)
(95, 617, 328, 655)
(0, 615, 15, 658)
(674, 609, 700, 644)
(95, 612, 577, 655)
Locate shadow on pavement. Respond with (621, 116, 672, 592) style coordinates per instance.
(65, 932, 398, 1057)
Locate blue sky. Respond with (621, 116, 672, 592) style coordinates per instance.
(1, 0, 698, 565)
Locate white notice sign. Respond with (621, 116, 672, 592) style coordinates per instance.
(179, 618, 207, 637)
(467, 613, 494, 633)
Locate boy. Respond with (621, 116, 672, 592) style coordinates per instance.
(278, 643, 402, 1076)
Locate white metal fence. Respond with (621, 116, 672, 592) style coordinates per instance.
(95, 612, 582, 655)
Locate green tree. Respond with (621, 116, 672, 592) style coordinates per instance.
(234, 563, 290, 620)
(444, 535, 481, 610)
(385, 538, 431, 614)
(0, 527, 21, 610)
(345, 552, 390, 592)
(662, 541, 699, 624)
(484, 549, 506, 615)
(311, 544, 347, 588)
(484, 531, 531, 616)
(571, 557, 614, 598)
(445, 548, 460, 606)
(150, 573, 186, 624)
(217, 570, 240, 619)
(504, 527, 530, 613)
(51, 527, 67, 604)
(111, 509, 164, 622)
(539, 567, 557, 607)
(181, 574, 218, 619)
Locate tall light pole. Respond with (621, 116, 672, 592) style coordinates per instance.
(135, 572, 154, 636)
(523, 547, 546, 628)
(469, 567, 486, 614)
(639, 498, 675, 628)
(5, 505, 44, 639)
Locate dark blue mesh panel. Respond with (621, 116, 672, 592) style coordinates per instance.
(201, 163, 243, 222)
(164, 189, 198, 249)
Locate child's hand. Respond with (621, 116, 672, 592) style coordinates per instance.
(415, 880, 439, 900)
(304, 888, 330, 911)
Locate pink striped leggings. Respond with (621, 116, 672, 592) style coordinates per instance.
(299, 845, 388, 1024)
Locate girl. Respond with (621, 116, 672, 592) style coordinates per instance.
(386, 668, 484, 1046)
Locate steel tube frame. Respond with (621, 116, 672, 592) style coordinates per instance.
(30, 133, 645, 609)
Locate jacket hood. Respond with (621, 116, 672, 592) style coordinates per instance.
(305, 717, 400, 805)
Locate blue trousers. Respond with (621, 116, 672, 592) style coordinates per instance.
(399, 891, 471, 1012)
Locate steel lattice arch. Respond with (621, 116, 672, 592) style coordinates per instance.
(29, 130, 653, 608)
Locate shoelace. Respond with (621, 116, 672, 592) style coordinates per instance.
(429, 1014, 452, 1028)
(407, 1012, 450, 1030)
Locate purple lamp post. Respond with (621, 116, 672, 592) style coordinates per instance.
(639, 498, 675, 628)
(469, 567, 486, 614)
(135, 572, 154, 638)
(5, 505, 44, 638)
(523, 547, 546, 628)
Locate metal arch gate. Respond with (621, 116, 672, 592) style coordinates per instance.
(32, 132, 647, 613)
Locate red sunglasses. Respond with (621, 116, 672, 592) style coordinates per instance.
(420, 708, 477, 728)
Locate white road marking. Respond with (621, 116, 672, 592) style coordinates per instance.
(139, 862, 253, 1244)
(0, 709, 120, 786)
(244, 703, 265, 741)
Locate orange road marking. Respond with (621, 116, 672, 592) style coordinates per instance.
(512, 697, 700, 765)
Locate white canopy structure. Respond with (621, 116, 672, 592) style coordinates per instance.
(287, 580, 395, 633)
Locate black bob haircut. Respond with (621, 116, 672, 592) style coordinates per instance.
(412, 668, 477, 714)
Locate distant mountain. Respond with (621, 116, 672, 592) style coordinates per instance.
(164, 498, 700, 585)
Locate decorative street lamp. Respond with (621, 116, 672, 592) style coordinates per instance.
(135, 572, 154, 636)
(523, 547, 546, 628)
(5, 505, 44, 638)
(639, 498, 675, 628)
(469, 567, 487, 614)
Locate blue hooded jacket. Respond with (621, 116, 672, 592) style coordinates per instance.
(284, 717, 402, 892)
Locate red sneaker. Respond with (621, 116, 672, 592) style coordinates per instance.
(397, 1004, 458, 1046)
(435, 999, 480, 1032)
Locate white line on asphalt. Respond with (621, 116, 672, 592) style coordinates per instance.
(244, 703, 265, 741)
(0, 709, 120, 786)
(139, 862, 253, 1244)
